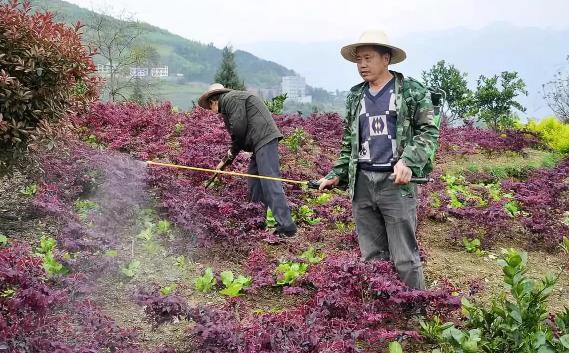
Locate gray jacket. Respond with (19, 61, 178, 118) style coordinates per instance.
(219, 91, 283, 156)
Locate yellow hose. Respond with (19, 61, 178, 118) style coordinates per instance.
(146, 160, 307, 185)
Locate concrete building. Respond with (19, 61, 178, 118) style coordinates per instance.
(259, 87, 282, 100)
(130, 67, 149, 78)
(151, 66, 169, 78)
(96, 63, 169, 79)
(281, 75, 312, 103)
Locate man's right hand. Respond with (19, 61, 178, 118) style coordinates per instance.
(317, 176, 339, 191)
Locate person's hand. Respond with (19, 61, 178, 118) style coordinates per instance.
(208, 160, 225, 188)
(222, 149, 236, 165)
(216, 150, 235, 170)
(317, 176, 339, 191)
(392, 159, 412, 185)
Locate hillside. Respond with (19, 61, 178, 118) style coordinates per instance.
(30, 0, 296, 89)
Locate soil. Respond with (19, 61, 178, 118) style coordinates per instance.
(420, 218, 569, 313)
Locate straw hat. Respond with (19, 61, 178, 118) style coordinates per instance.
(341, 30, 406, 64)
(198, 83, 232, 109)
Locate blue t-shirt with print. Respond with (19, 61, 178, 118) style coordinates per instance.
(358, 78, 397, 171)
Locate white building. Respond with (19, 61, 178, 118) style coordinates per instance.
(96, 63, 169, 79)
(130, 67, 149, 78)
(151, 66, 169, 78)
(281, 75, 312, 103)
(296, 96, 313, 104)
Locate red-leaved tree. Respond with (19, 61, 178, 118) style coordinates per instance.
(0, 0, 100, 150)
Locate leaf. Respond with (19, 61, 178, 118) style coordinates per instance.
(156, 220, 171, 234)
(560, 335, 569, 349)
(508, 253, 523, 267)
(219, 283, 243, 297)
(497, 259, 508, 268)
(104, 249, 118, 257)
(503, 265, 517, 278)
(509, 309, 523, 324)
(194, 268, 216, 293)
(461, 339, 479, 353)
(306, 217, 321, 225)
(388, 341, 403, 353)
(562, 236, 569, 253)
(449, 327, 465, 344)
(20, 183, 38, 196)
(175, 255, 187, 269)
(203, 268, 214, 281)
(533, 332, 547, 349)
(235, 275, 252, 286)
(275, 261, 308, 286)
(265, 209, 277, 228)
(43, 253, 68, 275)
(160, 284, 176, 296)
(0, 234, 8, 246)
(468, 329, 481, 342)
(220, 271, 234, 287)
(537, 347, 556, 353)
(137, 226, 154, 241)
(300, 247, 325, 264)
(461, 297, 473, 310)
(312, 192, 332, 205)
(121, 260, 141, 278)
(37, 235, 56, 254)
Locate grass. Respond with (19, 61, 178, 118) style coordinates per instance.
(103, 81, 207, 111)
(154, 81, 207, 110)
(439, 149, 563, 177)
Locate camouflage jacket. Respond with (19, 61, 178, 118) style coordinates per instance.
(325, 71, 439, 198)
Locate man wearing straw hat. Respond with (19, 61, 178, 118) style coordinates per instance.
(318, 31, 439, 289)
(198, 84, 297, 238)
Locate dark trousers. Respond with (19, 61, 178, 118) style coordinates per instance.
(247, 139, 295, 229)
(352, 170, 425, 289)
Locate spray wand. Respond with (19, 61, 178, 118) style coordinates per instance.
(146, 160, 432, 189)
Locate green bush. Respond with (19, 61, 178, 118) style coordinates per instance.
(282, 127, 306, 153)
(34, 235, 68, 276)
(282, 127, 307, 154)
(421, 249, 569, 353)
(264, 93, 287, 114)
(219, 271, 251, 297)
(526, 117, 569, 154)
(0, 1, 99, 150)
(275, 261, 308, 286)
(194, 268, 216, 293)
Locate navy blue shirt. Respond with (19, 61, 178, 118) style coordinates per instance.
(358, 78, 397, 171)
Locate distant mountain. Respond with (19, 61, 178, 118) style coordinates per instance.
(30, 0, 296, 88)
(240, 23, 569, 118)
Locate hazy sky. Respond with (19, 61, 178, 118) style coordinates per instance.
(65, 0, 569, 47)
